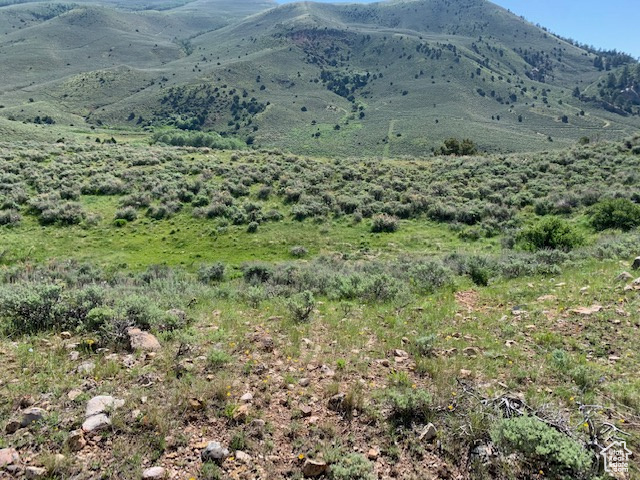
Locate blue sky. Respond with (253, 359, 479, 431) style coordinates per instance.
(275, 0, 640, 59)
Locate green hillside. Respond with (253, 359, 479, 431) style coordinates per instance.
(0, 0, 638, 156)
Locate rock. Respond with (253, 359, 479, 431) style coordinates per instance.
(235, 451, 252, 464)
(632, 257, 640, 270)
(21, 407, 46, 427)
(233, 404, 250, 422)
(367, 448, 379, 460)
(66, 430, 86, 451)
(393, 349, 409, 358)
(250, 419, 265, 429)
(320, 365, 335, 378)
(60, 331, 72, 340)
(328, 393, 346, 412)
(127, 328, 161, 352)
(298, 378, 310, 387)
(67, 389, 83, 401)
(25, 466, 47, 479)
(240, 392, 253, 403)
(299, 405, 313, 418)
(570, 305, 603, 316)
(86, 396, 124, 417)
(142, 467, 167, 480)
(5, 420, 21, 434)
(419, 422, 438, 441)
(0, 448, 19, 467)
(82, 414, 111, 433)
(463, 347, 479, 357)
(76, 362, 95, 374)
(380, 359, 391, 368)
(302, 459, 328, 477)
(459, 369, 473, 378)
(617, 271, 633, 282)
(308, 416, 320, 425)
(201, 441, 229, 464)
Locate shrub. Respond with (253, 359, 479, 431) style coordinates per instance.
(590, 198, 640, 231)
(516, 217, 583, 251)
(289, 246, 308, 258)
(242, 262, 272, 284)
(207, 348, 232, 370)
(385, 388, 433, 425)
(0, 210, 21, 227)
(246, 221, 259, 233)
(491, 416, 592, 479)
(371, 214, 399, 233)
(114, 207, 137, 222)
(198, 262, 225, 283)
(413, 334, 437, 357)
(408, 261, 451, 293)
(287, 290, 315, 322)
(0, 283, 63, 334)
(330, 453, 375, 480)
(39, 202, 86, 226)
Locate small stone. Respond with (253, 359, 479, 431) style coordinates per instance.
(632, 257, 640, 270)
(21, 407, 46, 427)
(379, 359, 391, 367)
(201, 441, 229, 464)
(240, 392, 254, 403)
(127, 328, 161, 352)
(86, 396, 124, 417)
(320, 365, 335, 378)
(302, 459, 328, 477)
(5, 420, 21, 434)
(82, 414, 111, 433)
(393, 349, 409, 358)
(299, 405, 313, 417)
(308, 416, 320, 425)
(459, 369, 473, 378)
(233, 404, 250, 422)
(235, 451, 252, 464)
(0, 448, 19, 467)
(419, 423, 438, 441)
(463, 347, 479, 357)
(328, 393, 346, 412)
(367, 448, 379, 460)
(570, 305, 603, 316)
(617, 271, 633, 282)
(25, 466, 47, 480)
(60, 331, 72, 340)
(67, 389, 83, 401)
(66, 430, 86, 451)
(142, 466, 167, 480)
(76, 362, 95, 374)
(250, 419, 265, 429)
(258, 335, 274, 352)
(298, 378, 310, 387)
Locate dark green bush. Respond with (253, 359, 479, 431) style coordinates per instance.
(590, 198, 640, 231)
(198, 262, 225, 283)
(287, 290, 315, 322)
(385, 388, 433, 425)
(371, 214, 399, 233)
(517, 217, 583, 251)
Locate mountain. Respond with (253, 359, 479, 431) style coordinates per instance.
(0, 0, 638, 156)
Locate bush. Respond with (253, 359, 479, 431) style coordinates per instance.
(371, 214, 399, 233)
(517, 217, 583, 251)
(287, 290, 315, 322)
(207, 348, 232, 370)
(385, 388, 433, 425)
(114, 207, 137, 222)
(242, 262, 272, 284)
(590, 198, 640, 231)
(289, 246, 308, 258)
(246, 221, 259, 233)
(0, 283, 63, 334)
(198, 262, 225, 283)
(408, 261, 451, 293)
(330, 453, 375, 480)
(491, 416, 592, 479)
(0, 210, 21, 227)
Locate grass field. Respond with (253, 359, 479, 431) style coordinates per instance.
(0, 132, 639, 479)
